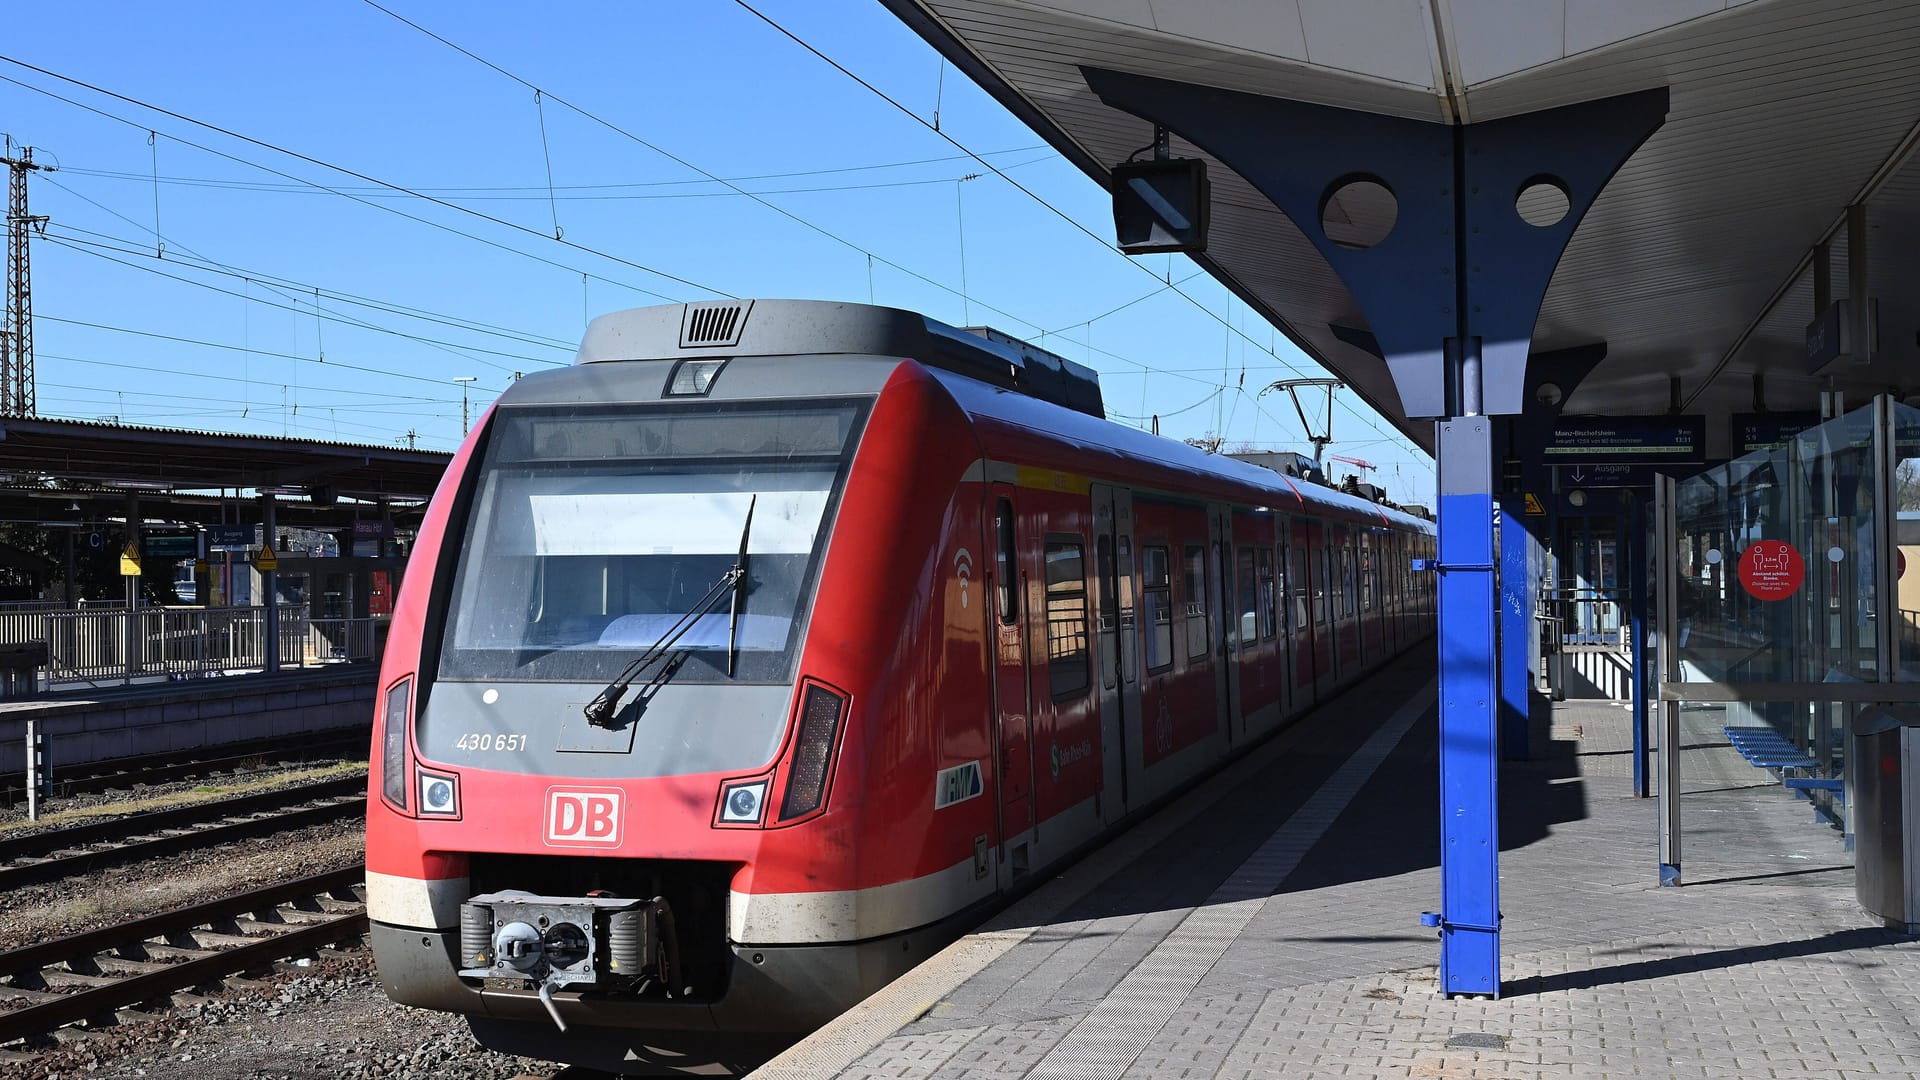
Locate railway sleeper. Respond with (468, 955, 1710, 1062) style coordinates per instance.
(165, 930, 258, 950)
(80, 956, 173, 977)
(135, 942, 220, 962)
(36, 970, 122, 990)
(236, 912, 337, 933)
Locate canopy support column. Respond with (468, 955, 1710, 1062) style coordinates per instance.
(1083, 68, 1668, 997)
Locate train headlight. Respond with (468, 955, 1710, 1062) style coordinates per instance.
(418, 771, 460, 817)
(717, 778, 768, 826)
(667, 357, 728, 397)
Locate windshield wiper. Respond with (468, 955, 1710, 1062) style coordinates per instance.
(727, 495, 756, 678)
(582, 497, 756, 727)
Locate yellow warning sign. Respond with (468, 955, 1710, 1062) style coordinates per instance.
(254, 546, 279, 572)
(119, 544, 142, 576)
(1523, 493, 1546, 516)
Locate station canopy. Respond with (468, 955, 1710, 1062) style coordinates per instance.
(0, 415, 451, 528)
(884, 0, 1920, 456)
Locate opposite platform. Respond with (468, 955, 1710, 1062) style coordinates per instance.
(757, 656, 1920, 1079)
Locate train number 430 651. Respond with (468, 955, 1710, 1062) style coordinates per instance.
(455, 732, 528, 752)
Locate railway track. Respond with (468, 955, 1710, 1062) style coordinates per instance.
(0, 775, 366, 890)
(2, 729, 369, 805)
(0, 866, 366, 1048)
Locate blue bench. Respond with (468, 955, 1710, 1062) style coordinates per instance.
(1723, 727, 1819, 769)
(1783, 777, 1844, 793)
(1725, 727, 1848, 834)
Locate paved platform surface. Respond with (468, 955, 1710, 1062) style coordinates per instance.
(759, 655, 1920, 1079)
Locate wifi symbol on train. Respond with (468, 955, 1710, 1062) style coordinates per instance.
(954, 548, 974, 609)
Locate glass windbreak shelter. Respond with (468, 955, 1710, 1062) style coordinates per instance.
(1656, 398, 1920, 892)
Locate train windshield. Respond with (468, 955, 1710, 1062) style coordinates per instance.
(437, 400, 867, 684)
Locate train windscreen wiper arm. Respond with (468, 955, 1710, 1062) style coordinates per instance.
(582, 496, 756, 727)
(726, 495, 756, 678)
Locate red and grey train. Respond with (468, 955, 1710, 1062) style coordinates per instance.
(366, 299, 1435, 1072)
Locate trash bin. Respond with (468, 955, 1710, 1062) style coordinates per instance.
(1852, 705, 1920, 933)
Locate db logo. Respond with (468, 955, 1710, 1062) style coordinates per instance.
(544, 787, 624, 847)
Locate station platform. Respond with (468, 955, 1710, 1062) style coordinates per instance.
(758, 654, 1920, 1079)
(0, 667, 374, 775)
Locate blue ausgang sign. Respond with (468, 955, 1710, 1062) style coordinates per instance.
(205, 524, 256, 551)
(1732, 412, 1819, 454)
(1543, 416, 1704, 465)
(1555, 463, 1655, 489)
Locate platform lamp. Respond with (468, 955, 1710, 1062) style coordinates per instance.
(1110, 125, 1211, 255)
(454, 376, 477, 436)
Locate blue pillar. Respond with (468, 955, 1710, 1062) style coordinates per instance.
(1437, 415, 1500, 990)
(1082, 68, 1667, 997)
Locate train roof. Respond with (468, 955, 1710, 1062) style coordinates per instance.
(577, 299, 1104, 419)
(932, 367, 1432, 534)
(567, 300, 1430, 535)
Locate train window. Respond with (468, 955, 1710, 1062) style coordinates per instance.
(1044, 540, 1089, 698)
(1143, 545, 1173, 672)
(1236, 547, 1257, 647)
(1183, 545, 1209, 661)
(1258, 547, 1277, 640)
(996, 500, 1017, 627)
(1096, 537, 1116, 634)
(1118, 537, 1137, 685)
(1289, 543, 1308, 631)
(1313, 541, 1328, 626)
(1096, 536, 1116, 691)
(1361, 533, 1375, 612)
(437, 399, 867, 687)
(1340, 543, 1357, 619)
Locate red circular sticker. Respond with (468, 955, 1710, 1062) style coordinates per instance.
(1738, 540, 1804, 601)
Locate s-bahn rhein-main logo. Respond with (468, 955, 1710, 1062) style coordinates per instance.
(934, 760, 983, 809)
(544, 787, 625, 847)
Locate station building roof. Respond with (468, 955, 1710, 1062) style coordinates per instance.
(884, 0, 1920, 456)
(0, 415, 451, 529)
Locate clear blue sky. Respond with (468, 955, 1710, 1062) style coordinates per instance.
(0, 0, 1434, 506)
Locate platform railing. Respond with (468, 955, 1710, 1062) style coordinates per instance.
(1900, 610, 1920, 665)
(30, 607, 381, 691)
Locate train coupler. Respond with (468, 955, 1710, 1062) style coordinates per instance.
(457, 891, 686, 1028)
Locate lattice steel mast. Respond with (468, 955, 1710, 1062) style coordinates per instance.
(2, 139, 51, 417)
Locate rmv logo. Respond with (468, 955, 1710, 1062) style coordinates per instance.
(934, 760, 983, 810)
(545, 787, 624, 847)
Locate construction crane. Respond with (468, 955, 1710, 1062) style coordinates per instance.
(1327, 453, 1376, 475)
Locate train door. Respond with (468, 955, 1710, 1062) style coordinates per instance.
(1090, 484, 1140, 824)
(988, 487, 1035, 873)
(1331, 524, 1359, 682)
(1390, 526, 1405, 653)
(1208, 505, 1239, 746)
(1312, 520, 1341, 695)
(1361, 529, 1384, 664)
(1286, 518, 1317, 707)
